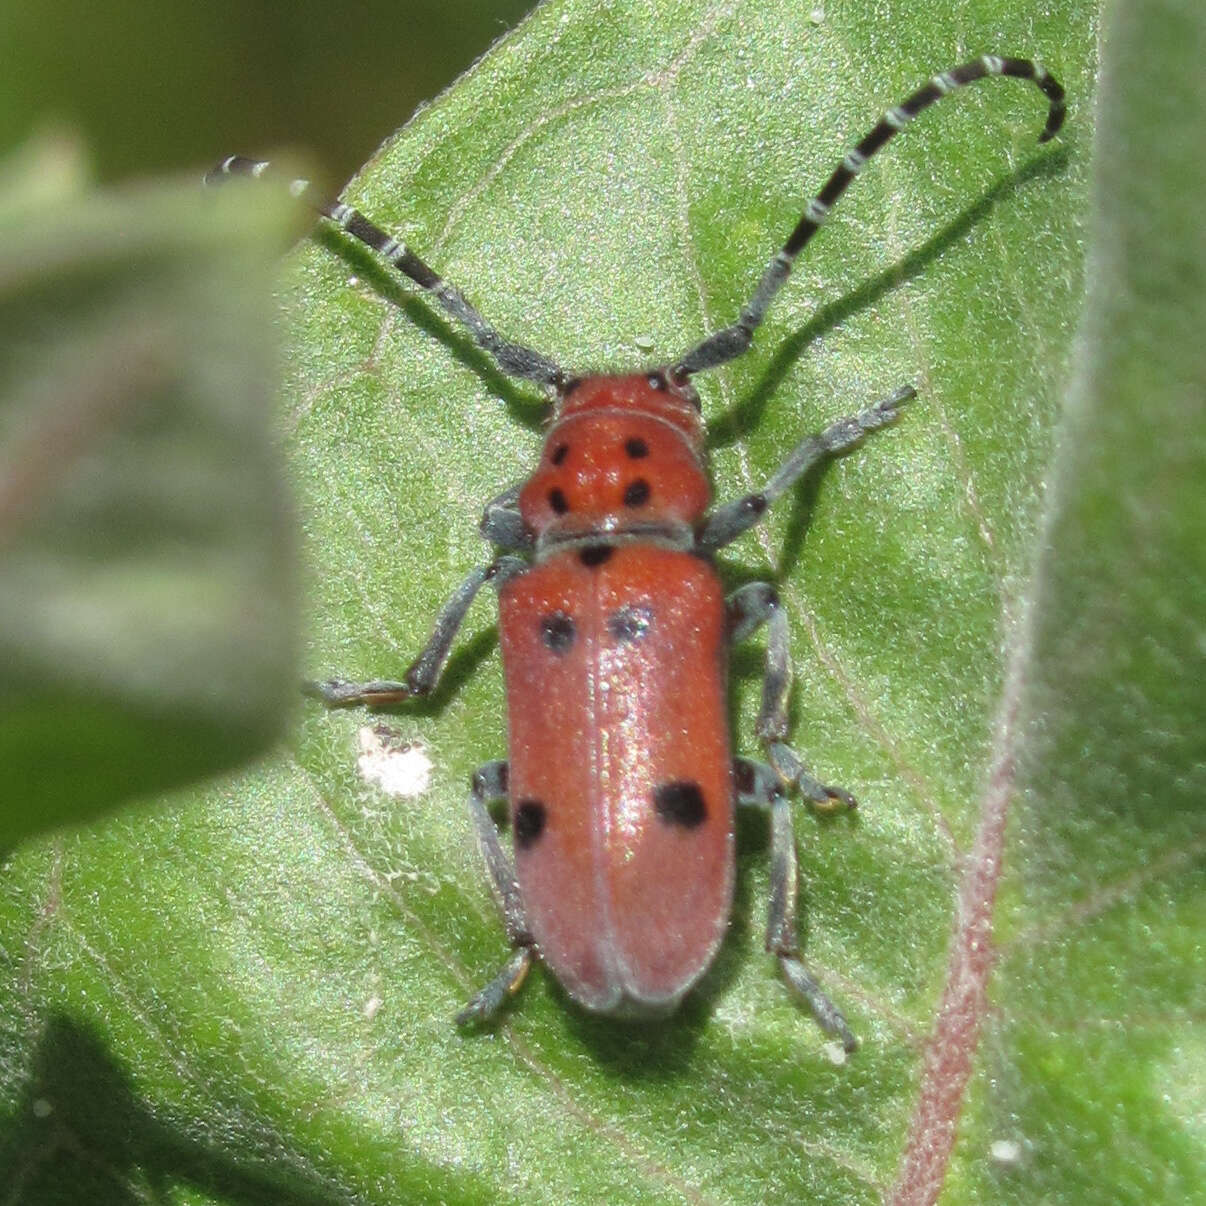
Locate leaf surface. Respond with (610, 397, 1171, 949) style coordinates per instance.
(8, 4, 1193, 1205)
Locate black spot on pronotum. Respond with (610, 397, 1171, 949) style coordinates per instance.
(653, 780, 708, 828)
(579, 544, 614, 568)
(551, 442, 569, 465)
(548, 487, 569, 514)
(539, 611, 575, 653)
(607, 604, 652, 644)
(514, 799, 547, 849)
(624, 437, 649, 459)
(623, 478, 651, 507)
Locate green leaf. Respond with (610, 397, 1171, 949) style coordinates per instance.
(14, 1, 1193, 1202)
(0, 139, 297, 846)
(947, 1, 1206, 1201)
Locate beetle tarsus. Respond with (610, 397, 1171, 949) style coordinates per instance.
(302, 678, 416, 707)
(455, 947, 532, 1026)
(780, 956, 859, 1053)
(769, 742, 859, 811)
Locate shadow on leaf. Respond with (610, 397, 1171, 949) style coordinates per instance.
(0, 1014, 340, 1205)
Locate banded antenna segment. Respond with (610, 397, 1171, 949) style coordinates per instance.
(204, 156, 569, 391)
(671, 54, 1066, 379)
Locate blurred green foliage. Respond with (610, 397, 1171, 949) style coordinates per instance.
(0, 0, 536, 182)
(0, 138, 298, 844)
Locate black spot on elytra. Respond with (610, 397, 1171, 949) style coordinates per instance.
(623, 478, 651, 507)
(579, 544, 614, 568)
(653, 780, 708, 828)
(607, 604, 652, 643)
(514, 799, 547, 849)
(548, 487, 569, 514)
(539, 611, 575, 653)
(551, 442, 569, 465)
(625, 436, 649, 459)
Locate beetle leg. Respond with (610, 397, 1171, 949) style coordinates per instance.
(479, 482, 531, 551)
(727, 583, 857, 809)
(305, 555, 527, 707)
(735, 757, 858, 1052)
(456, 759, 535, 1025)
(466, 761, 531, 947)
(696, 385, 915, 553)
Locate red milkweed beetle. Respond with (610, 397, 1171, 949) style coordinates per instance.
(210, 54, 1064, 1050)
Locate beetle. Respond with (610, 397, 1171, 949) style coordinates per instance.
(210, 54, 1064, 1050)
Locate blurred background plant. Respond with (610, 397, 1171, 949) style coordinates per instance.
(0, 0, 537, 184)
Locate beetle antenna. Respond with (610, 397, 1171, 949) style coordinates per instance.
(670, 54, 1065, 380)
(204, 156, 570, 391)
